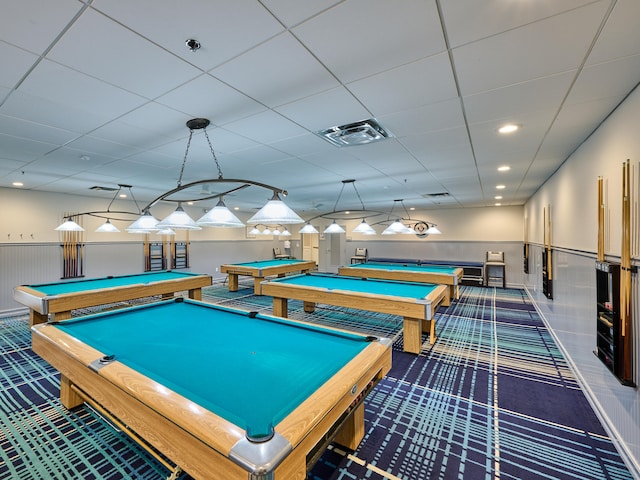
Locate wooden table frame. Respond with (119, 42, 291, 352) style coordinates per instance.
(221, 260, 316, 295)
(261, 275, 448, 354)
(338, 263, 462, 304)
(14, 272, 212, 325)
(31, 301, 391, 480)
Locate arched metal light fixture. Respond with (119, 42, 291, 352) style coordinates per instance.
(301, 179, 382, 235)
(128, 118, 304, 232)
(368, 199, 442, 237)
(55, 184, 143, 233)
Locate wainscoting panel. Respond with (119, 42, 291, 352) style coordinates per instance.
(525, 244, 640, 476)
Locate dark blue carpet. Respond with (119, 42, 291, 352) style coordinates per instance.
(0, 285, 632, 479)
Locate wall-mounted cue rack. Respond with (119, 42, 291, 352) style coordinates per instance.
(59, 214, 85, 279)
(594, 164, 635, 386)
(523, 212, 529, 274)
(542, 205, 553, 299)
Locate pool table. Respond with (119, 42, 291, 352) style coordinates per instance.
(14, 270, 212, 325)
(260, 273, 448, 354)
(31, 298, 391, 480)
(338, 262, 463, 304)
(220, 259, 316, 295)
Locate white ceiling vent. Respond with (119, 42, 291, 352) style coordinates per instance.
(316, 119, 393, 147)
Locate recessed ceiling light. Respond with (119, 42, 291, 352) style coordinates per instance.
(498, 124, 519, 134)
(497, 165, 510, 172)
(495, 203, 502, 206)
(495, 195, 503, 200)
(496, 185, 506, 189)
(119, 194, 127, 198)
(12, 181, 24, 187)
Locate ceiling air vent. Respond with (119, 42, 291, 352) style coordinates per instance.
(422, 192, 450, 198)
(315, 118, 393, 147)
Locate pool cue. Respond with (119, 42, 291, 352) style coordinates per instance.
(71, 230, 76, 277)
(597, 176, 604, 262)
(63, 229, 70, 278)
(547, 204, 552, 282)
(620, 160, 632, 381)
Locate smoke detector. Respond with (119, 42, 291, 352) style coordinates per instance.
(315, 119, 393, 147)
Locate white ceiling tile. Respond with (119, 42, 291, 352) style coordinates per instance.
(292, 0, 445, 83)
(453, 2, 610, 95)
(348, 53, 458, 116)
(440, 0, 599, 48)
(0, 0, 82, 54)
(380, 98, 465, 137)
(17, 60, 148, 123)
(260, 0, 343, 27)
(0, 43, 39, 89)
(47, 8, 202, 99)
(156, 74, 267, 126)
(540, 95, 627, 159)
(1, 90, 110, 133)
(223, 110, 308, 145)
(275, 87, 370, 132)
(92, 0, 285, 71)
(587, 0, 640, 65)
(212, 33, 339, 108)
(0, 114, 79, 146)
(567, 55, 640, 105)
(463, 72, 575, 125)
(0, 134, 57, 161)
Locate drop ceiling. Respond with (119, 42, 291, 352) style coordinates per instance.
(1, 0, 639, 217)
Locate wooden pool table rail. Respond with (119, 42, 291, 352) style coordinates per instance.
(261, 281, 448, 354)
(14, 274, 211, 325)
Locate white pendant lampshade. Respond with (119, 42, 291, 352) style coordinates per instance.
(426, 224, 442, 234)
(156, 203, 201, 230)
(382, 220, 407, 235)
(352, 219, 376, 235)
(323, 221, 345, 234)
(247, 193, 304, 225)
(156, 228, 176, 236)
(249, 226, 261, 235)
(55, 218, 85, 232)
(299, 222, 319, 234)
(196, 198, 244, 227)
(95, 219, 120, 233)
(262, 227, 272, 235)
(280, 228, 291, 236)
(126, 209, 160, 233)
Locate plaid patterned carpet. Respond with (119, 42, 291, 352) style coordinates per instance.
(0, 282, 633, 479)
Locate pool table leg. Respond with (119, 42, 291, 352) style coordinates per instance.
(273, 297, 289, 317)
(333, 402, 365, 450)
(60, 375, 83, 409)
(303, 301, 316, 313)
(253, 277, 265, 295)
(52, 311, 72, 322)
(403, 317, 422, 354)
(425, 319, 436, 345)
(227, 274, 239, 292)
(29, 310, 48, 327)
(187, 288, 202, 301)
(442, 292, 451, 307)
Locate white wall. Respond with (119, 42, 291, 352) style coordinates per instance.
(525, 84, 640, 476)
